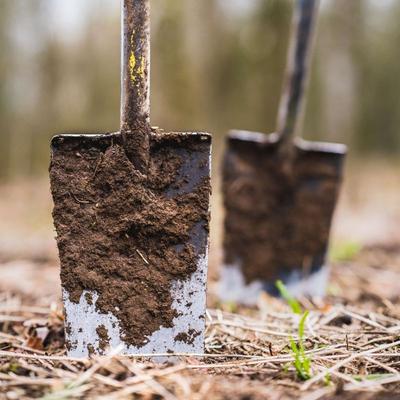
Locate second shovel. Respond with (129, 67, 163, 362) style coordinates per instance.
(219, 0, 346, 305)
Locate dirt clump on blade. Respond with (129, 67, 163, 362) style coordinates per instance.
(49, 130, 210, 347)
(96, 325, 110, 353)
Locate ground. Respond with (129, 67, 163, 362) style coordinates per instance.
(1, 159, 400, 399)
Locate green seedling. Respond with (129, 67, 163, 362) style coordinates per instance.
(276, 281, 312, 380)
(289, 311, 312, 380)
(275, 280, 302, 315)
(330, 241, 362, 262)
(224, 301, 238, 313)
(323, 372, 331, 386)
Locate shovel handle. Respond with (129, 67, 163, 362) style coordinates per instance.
(276, 0, 319, 150)
(121, 0, 151, 133)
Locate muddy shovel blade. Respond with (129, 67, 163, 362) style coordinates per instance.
(50, 131, 211, 357)
(219, 130, 346, 305)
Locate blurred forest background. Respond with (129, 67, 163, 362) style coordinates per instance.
(1, 0, 400, 179)
(0, 0, 400, 265)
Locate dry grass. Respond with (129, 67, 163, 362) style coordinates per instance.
(1, 168, 400, 399)
(1, 244, 400, 399)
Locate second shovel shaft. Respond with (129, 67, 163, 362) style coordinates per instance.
(121, 0, 151, 133)
(276, 0, 319, 147)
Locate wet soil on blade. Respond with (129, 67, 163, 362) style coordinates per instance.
(96, 325, 110, 354)
(223, 136, 345, 286)
(50, 130, 210, 348)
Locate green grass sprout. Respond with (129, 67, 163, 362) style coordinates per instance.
(330, 241, 362, 262)
(276, 280, 312, 380)
(289, 311, 312, 380)
(275, 280, 302, 314)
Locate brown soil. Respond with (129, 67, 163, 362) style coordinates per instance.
(96, 325, 110, 354)
(174, 329, 200, 345)
(49, 129, 211, 348)
(223, 135, 345, 288)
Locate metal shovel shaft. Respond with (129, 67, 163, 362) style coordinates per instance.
(277, 0, 319, 157)
(121, 0, 151, 172)
(121, 0, 150, 131)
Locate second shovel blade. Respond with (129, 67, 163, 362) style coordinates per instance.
(219, 130, 346, 305)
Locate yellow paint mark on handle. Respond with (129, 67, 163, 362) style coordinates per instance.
(137, 55, 146, 82)
(129, 30, 146, 87)
(129, 52, 136, 83)
(129, 31, 137, 84)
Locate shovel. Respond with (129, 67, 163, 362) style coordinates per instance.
(49, 0, 211, 357)
(219, 0, 346, 305)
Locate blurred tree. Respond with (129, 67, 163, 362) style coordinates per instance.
(30, 2, 120, 175)
(212, 0, 292, 135)
(6, 1, 46, 178)
(304, 0, 365, 145)
(356, 1, 400, 154)
(183, 0, 220, 129)
(0, 1, 12, 179)
(151, 0, 199, 130)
